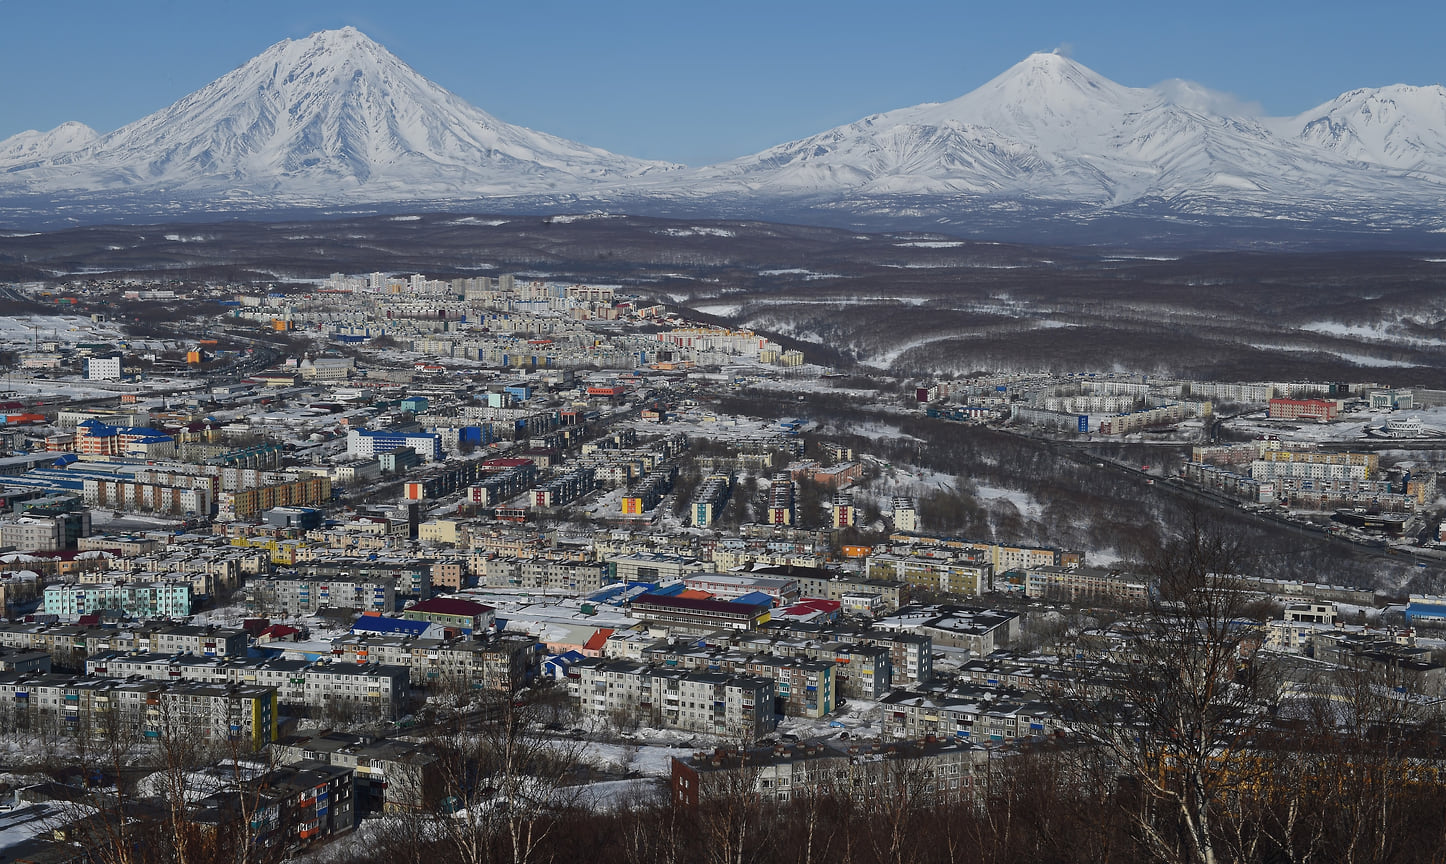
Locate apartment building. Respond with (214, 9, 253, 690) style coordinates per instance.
(479, 555, 613, 593)
(85, 653, 410, 721)
(691, 475, 731, 527)
(1024, 565, 1150, 605)
(866, 553, 990, 597)
(0, 672, 277, 748)
(243, 575, 397, 617)
(272, 730, 441, 814)
(608, 552, 707, 583)
(568, 658, 776, 739)
(42, 581, 192, 621)
(880, 687, 1063, 743)
(1268, 398, 1339, 421)
(754, 564, 907, 612)
(330, 632, 539, 691)
(671, 737, 990, 808)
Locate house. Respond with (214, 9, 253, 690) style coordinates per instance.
(400, 597, 495, 635)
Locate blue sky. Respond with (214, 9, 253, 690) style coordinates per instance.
(1, 0, 1442, 165)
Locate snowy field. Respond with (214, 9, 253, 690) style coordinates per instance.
(0, 313, 125, 348)
(1225, 405, 1446, 444)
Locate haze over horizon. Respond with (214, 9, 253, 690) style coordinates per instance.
(2, 0, 1442, 166)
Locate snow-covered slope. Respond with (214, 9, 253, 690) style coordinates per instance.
(3, 40, 1446, 232)
(0, 121, 98, 167)
(671, 53, 1436, 209)
(1283, 84, 1446, 177)
(0, 27, 676, 200)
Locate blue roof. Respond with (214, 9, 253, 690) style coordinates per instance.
(732, 591, 776, 608)
(351, 616, 432, 636)
(1404, 603, 1446, 619)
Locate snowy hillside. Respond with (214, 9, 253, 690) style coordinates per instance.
(668, 53, 1441, 209)
(2, 38, 1446, 234)
(1283, 84, 1446, 177)
(0, 27, 677, 200)
(0, 121, 98, 166)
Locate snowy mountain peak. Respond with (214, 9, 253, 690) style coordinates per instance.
(0, 121, 99, 167)
(1289, 84, 1446, 172)
(0, 27, 675, 200)
(973, 52, 1138, 105)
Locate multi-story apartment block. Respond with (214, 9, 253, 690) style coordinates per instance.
(1024, 565, 1150, 605)
(880, 686, 1062, 743)
(886, 534, 1083, 573)
(330, 633, 539, 692)
(891, 497, 918, 533)
(767, 472, 795, 526)
(692, 631, 894, 700)
(271, 730, 441, 814)
(866, 553, 990, 597)
(85, 653, 410, 721)
(0, 672, 277, 748)
(289, 560, 436, 604)
(1267, 398, 1339, 421)
(620, 467, 677, 515)
(671, 737, 990, 808)
(691, 475, 731, 528)
(608, 552, 707, 584)
(479, 555, 614, 593)
(639, 641, 840, 716)
(346, 428, 443, 462)
(901, 606, 1020, 655)
(0, 512, 92, 552)
(42, 581, 192, 621)
(243, 575, 397, 617)
(752, 564, 906, 612)
(531, 466, 596, 508)
(568, 658, 776, 739)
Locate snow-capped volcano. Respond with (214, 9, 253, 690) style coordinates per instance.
(1283, 84, 1446, 176)
(674, 52, 1438, 208)
(2, 38, 1446, 240)
(0, 27, 676, 200)
(0, 121, 98, 166)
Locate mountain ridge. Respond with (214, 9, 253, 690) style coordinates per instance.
(3, 35, 1445, 241)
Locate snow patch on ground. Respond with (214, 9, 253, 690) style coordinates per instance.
(1300, 320, 1446, 347)
(757, 268, 842, 280)
(691, 302, 742, 317)
(659, 227, 735, 237)
(448, 217, 510, 226)
(975, 484, 1044, 520)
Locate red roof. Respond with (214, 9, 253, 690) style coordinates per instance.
(582, 628, 615, 652)
(261, 624, 300, 639)
(631, 595, 761, 616)
(407, 597, 494, 617)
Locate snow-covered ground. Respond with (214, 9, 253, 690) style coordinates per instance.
(0, 313, 125, 348)
(1225, 405, 1446, 444)
(974, 485, 1044, 520)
